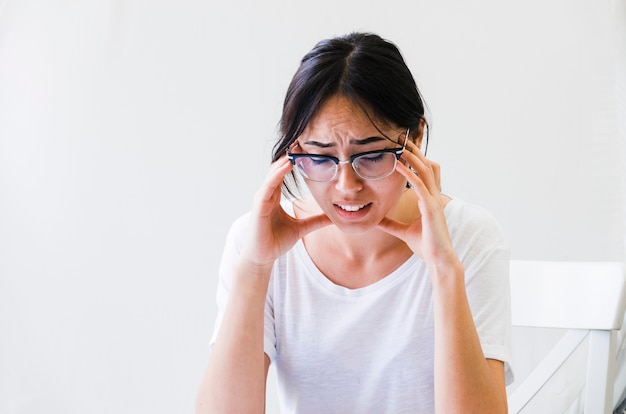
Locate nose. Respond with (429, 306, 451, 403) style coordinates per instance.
(334, 161, 363, 193)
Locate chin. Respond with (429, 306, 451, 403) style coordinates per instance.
(333, 222, 375, 234)
(327, 212, 383, 234)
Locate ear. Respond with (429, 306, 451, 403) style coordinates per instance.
(412, 118, 426, 150)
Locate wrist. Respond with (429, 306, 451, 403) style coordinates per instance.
(239, 242, 280, 272)
(236, 255, 276, 279)
(230, 257, 274, 305)
(427, 257, 464, 285)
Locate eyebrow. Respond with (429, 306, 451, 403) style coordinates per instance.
(302, 136, 386, 148)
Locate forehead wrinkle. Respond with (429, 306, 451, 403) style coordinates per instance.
(302, 136, 386, 148)
(300, 95, 400, 148)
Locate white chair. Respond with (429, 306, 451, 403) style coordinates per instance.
(508, 260, 626, 414)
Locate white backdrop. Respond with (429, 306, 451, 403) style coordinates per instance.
(0, 1, 624, 413)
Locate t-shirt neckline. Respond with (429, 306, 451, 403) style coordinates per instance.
(280, 197, 460, 297)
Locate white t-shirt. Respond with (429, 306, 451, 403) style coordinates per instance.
(211, 197, 513, 414)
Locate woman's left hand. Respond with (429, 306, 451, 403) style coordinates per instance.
(376, 140, 458, 268)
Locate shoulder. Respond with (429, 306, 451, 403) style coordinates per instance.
(444, 197, 505, 241)
(444, 197, 509, 274)
(222, 211, 252, 256)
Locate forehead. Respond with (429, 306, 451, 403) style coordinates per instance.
(302, 95, 391, 140)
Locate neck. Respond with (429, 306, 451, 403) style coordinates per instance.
(326, 225, 408, 260)
(296, 191, 419, 261)
(294, 193, 419, 289)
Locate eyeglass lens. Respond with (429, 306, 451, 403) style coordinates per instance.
(294, 151, 398, 182)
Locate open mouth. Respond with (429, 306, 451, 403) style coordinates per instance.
(335, 203, 368, 212)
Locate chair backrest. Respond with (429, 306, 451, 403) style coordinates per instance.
(508, 260, 626, 414)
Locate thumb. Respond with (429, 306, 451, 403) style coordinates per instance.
(377, 216, 410, 241)
(297, 213, 332, 238)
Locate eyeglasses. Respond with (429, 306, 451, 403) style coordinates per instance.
(287, 128, 409, 182)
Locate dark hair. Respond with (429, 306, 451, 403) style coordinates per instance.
(273, 32, 429, 197)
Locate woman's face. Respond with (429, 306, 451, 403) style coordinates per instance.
(295, 95, 409, 233)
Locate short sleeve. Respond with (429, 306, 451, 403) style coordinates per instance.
(447, 200, 515, 385)
(209, 213, 278, 361)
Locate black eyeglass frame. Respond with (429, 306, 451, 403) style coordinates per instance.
(286, 128, 409, 182)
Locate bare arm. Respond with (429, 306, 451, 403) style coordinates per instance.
(430, 261, 508, 413)
(378, 139, 508, 413)
(196, 156, 330, 413)
(195, 260, 273, 414)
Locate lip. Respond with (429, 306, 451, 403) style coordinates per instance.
(333, 202, 372, 219)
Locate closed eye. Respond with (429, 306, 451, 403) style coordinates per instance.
(358, 152, 386, 163)
(308, 155, 336, 166)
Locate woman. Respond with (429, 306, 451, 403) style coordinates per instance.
(196, 32, 513, 413)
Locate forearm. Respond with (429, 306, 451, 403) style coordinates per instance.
(430, 260, 508, 414)
(196, 259, 273, 414)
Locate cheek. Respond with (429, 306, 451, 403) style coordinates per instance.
(381, 182, 409, 208)
(372, 173, 408, 195)
(302, 171, 407, 203)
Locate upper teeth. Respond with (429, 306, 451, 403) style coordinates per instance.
(338, 204, 366, 212)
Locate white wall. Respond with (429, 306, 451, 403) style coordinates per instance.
(0, 0, 623, 413)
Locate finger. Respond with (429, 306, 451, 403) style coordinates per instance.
(402, 141, 435, 177)
(400, 145, 440, 194)
(395, 162, 433, 199)
(405, 138, 424, 156)
(250, 158, 292, 221)
(432, 160, 442, 191)
(266, 155, 292, 183)
(408, 140, 441, 191)
(297, 213, 332, 238)
(256, 157, 292, 203)
(376, 216, 411, 241)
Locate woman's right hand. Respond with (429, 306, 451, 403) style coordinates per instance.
(241, 155, 331, 269)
